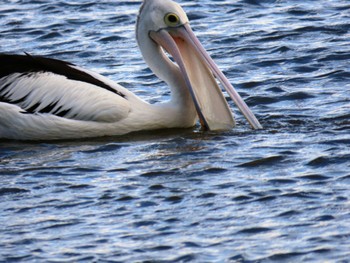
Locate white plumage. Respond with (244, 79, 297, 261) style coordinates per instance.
(2, 72, 130, 122)
(0, 0, 261, 140)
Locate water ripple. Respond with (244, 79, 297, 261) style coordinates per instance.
(1, 0, 350, 262)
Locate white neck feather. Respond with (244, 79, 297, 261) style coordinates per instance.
(135, 21, 197, 127)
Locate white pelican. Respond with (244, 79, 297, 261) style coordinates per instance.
(0, 0, 262, 140)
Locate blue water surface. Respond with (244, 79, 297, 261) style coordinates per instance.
(1, 0, 350, 262)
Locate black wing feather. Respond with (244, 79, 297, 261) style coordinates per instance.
(0, 53, 125, 98)
(0, 53, 130, 120)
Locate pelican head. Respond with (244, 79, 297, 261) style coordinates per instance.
(136, 0, 262, 130)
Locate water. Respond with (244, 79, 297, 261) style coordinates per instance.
(1, 0, 349, 262)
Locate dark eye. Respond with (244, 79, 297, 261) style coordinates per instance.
(164, 13, 180, 27)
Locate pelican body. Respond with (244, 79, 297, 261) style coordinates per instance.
(0, 0, 261, 140)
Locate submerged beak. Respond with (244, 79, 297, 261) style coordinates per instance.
(150, 23, 262, 130)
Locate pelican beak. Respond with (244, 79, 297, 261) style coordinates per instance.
(150, 23, 262, 130)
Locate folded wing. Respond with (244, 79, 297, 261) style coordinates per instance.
(0, 54, 131, 123)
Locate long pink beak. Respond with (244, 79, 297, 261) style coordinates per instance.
(150, 23, 262, 130)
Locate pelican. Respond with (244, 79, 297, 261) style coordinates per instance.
(0, 0, 262, 140)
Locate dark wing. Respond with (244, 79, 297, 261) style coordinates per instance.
(0, 53, 126, 97)
(0, 54, 131, 122)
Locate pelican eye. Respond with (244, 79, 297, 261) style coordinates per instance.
(164, 13, 180, 27)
